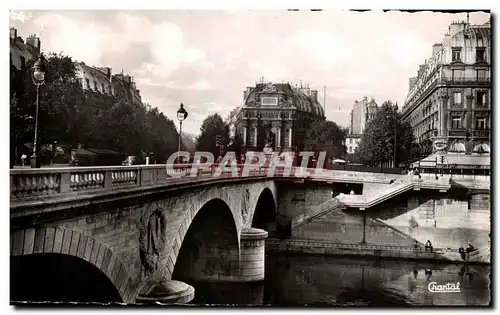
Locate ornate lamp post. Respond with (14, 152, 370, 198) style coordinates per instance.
(176, 103, 188, 158)
(31, 54, 47, 168)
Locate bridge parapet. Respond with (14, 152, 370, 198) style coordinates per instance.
(10, 164, 273, 202)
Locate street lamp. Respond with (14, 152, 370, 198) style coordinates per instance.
(176, 103, 188, 159)
(341, 139, 346, 170)
(31, 53, 47, 168)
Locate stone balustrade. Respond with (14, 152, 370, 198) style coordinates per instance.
(10, 164, 453, 203)
(9, 164, 271, 201)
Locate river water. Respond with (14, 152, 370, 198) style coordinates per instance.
(190, 253, 491, 306)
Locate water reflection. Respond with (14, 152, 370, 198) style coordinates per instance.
(188, 253, 490, 306)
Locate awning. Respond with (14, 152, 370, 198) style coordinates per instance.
(473, 143, 490, 153)
(412, 153, 490, 169)
(73, 148, 98, 156)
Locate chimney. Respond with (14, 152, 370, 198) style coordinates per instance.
(449, 21, 467, 36)
(10, 27, 17, 40)
(432, 43, 442, 57)
(26, 34, 41, 54)
(311, 90, 318, 101)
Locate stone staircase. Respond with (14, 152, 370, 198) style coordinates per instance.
(337, 178, 451, 209)
(468, 244, 491, 264)
(290, 178, 452, 230)
(291, 198, 346, 230)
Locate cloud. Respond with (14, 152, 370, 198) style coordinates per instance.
(10, 11, 33, 23)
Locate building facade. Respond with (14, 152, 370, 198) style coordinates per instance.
(345, 134, 361, 154)
(402, 19, 491, 157)
(231, 82, 325, 153)
(346, 96, 378, 154)
(10, 28, 41, 100)
(75, 63, 114, 96)
(112, 73, 143, 107)
(349, 96, 378, 135)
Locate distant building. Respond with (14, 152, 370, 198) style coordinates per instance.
(75, 63, 144, 107)
(231, 82, 325, 153)
(349, 96, 378, 135)
(10, 27, 41, 99)
(75, 62, 114, 96)
(345, 134, 361, 154)
(346, 96, 378, 154)
(402, 18, 491, 157)
(112, 73, 143, 107)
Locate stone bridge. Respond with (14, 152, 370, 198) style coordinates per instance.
(10, 164, 458, 304)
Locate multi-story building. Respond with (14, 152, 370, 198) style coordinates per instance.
(346, 96, 378, 154)
(75, 63, 114, 96)
(345, 135, 361, 154)
(75, 64, 143, 107)
(231, 82, 325, 153)
(112, 73, 143, 107)
(349, 96, 378, 135)
(402, 19, 491, 158)
(10, 28, 41, 99)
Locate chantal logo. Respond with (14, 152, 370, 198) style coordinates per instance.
(428, 282, 461, 293)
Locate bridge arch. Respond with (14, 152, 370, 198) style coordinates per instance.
(171, 198, 240, 282)
(10, 228, 135, 303)
(251, 187, 278, 237)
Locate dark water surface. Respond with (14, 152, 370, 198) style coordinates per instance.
(190, 253, 491, 306)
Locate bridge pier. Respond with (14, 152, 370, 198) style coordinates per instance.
(237, 227, 268, 282)
(136, 280, 195, 304)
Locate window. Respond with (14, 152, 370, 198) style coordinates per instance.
(452, 69, 463, 81)
(476, 91, 486, 106)
(476, 69, 487, 81)
(475, 117, 486, 129)
(476, 48, 485, 62)
(349, 146, 353, 153)
(261, 96, 278, 106)
(101, 83, 105, 93)
(453, 92, 462, 105)
(451, 117, 462, 129)
(452, 48, 462, 61)
(94, 82, 98, 91)
(108, 85, 112, 95)
(20, 56, 26, 70)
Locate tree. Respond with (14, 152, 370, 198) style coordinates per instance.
(196, 114, 230, 158)
(181, 133, 196, 154)
(143, 107, 179, 162)
(304, 120, 346, 161)
(11, 53, 88, 165)
(356, 101, 416, 168)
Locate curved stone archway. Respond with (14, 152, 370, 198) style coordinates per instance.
(250, 187, 278, 236)
(171, 198, 240, 283)
(10, 228, 136, 303)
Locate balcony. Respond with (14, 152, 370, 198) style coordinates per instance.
(473, 129, 490, 138)
(440, 76, 490, 86)
(448, 130, 466, 137)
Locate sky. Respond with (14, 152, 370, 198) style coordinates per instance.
(9, 10, 490, 135)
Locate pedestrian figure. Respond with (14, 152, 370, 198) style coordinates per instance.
(466, 243, 475, 253)
(413, 240, 420, 250)
(413, 269, 418, 279)
(425, 240, 433, 252)
(21, 154, 27, 167)
(425, 269, 432, 281)
(459, 246, 466, 260)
